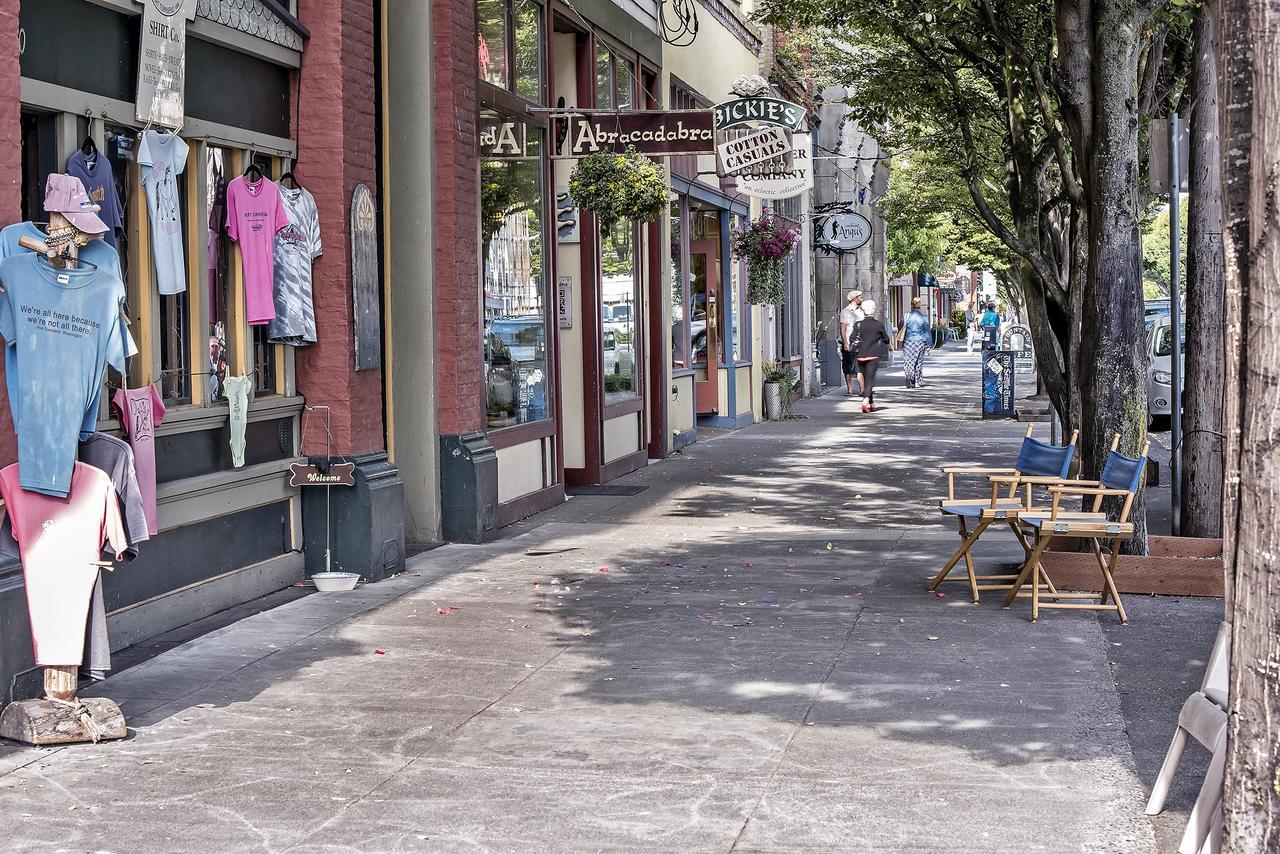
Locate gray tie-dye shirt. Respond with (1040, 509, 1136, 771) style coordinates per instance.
(269, 186, 322, 346)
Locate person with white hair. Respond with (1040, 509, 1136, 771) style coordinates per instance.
(852, 299, 890, 413)
(838, 289, 865, 396)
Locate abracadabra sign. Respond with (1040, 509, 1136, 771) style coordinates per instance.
(551, 111, 716, 158)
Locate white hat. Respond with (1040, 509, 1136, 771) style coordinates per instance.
(861, 299, 877, 315)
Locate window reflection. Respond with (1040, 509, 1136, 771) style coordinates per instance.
(477, 0, 508, 88)
(513, 0, 542, 102)
(482, 116, 549, 428)
(670, 200, 687, 370)
(205, 146, 230, 402)
(601, 221, 637, 402)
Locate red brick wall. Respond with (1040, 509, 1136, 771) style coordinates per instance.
(294, 0, 386, 456)
(432, 0, 484, 436)
(0, 0, 22, 466)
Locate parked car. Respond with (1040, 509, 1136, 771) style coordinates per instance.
(1147, 314, 1185, 420)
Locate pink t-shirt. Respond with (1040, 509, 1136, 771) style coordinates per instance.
(0, 462, 127, 666)
(113, 386, 166, 536)
(226, 176, 290, 325)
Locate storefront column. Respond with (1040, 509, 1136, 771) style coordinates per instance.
(431, 0, 497, 543)
(295, 0, 406, 579)
(384, 0, 440, 546)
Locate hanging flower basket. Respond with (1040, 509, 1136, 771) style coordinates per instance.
(568, 149, 668, 232)
(731, 215, 802, 305)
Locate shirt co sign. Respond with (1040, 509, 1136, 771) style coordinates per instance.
(814, 211, 873, 253)
(135, 0, 198, 128)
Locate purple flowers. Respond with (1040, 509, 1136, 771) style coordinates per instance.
(732, 215, 802, 305)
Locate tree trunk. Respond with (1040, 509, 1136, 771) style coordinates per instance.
(1078, 2, 1151, 553)
(1181, 5, 1226, 539)
(1218, 1, 1280, 848)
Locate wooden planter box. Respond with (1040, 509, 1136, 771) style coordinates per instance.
(1039, 536, 1224, 598)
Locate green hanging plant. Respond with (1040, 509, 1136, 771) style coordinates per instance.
(731, 215, 802, 305)
(568, 148, 668, 232)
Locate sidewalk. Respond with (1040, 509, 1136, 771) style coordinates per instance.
(0, 347, 1220, 853)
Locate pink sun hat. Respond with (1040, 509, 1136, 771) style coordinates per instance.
(43, 174, 109, 235)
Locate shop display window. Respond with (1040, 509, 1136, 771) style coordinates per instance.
(481, 113, 551, 430)
(730, 213, 745, 362)
(17, 113, 295, 421)
(601, 221, 638, 403)
(513, 0, 544, 103)
(477, 0, 509, 89)
(670, 198, 690, 371)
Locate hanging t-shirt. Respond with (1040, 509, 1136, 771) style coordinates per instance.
(112, 386, 166, 536)
(269, 186, 322, 346)
(0, 461, 127, 667)
(0, 254, 133, 497)
(0, 222, 133, 439)
(65, 152, 125, 250)
(226, 176, 290, 324)
(138, 130, 190, 295)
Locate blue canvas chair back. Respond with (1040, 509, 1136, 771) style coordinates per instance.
(1100, 449, 1146, 493)
(1015, 436, 1075, 478)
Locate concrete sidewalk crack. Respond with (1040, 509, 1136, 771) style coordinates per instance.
(726, 603, 872, 853)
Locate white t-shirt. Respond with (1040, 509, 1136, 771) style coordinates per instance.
(839, 304, 865, 336)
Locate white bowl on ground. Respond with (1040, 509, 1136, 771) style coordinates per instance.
(311, 572, 361, 591)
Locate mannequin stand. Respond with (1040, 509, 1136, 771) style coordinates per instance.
(0, 211, 127, 745)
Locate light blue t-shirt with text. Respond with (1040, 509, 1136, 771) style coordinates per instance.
(0, 254, 132, 496)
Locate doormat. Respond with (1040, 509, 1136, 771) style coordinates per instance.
(1040, 536, 1224, 598)
(566, 485, 648, 496)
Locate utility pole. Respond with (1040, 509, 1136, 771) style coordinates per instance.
(1168, 114, 1183, 536)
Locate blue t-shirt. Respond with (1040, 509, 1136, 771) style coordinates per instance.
(0, 254, 133, 496)
(0, 223, 132, 441)
(65, 151, 125, 251)
(980, 310, 1001, 329)
(904, 309, 931, 342)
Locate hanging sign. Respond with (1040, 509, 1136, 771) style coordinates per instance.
(1001, 323, 1036, 376)
(550, 111, 716, 159)
(982, 351, 1017, 419)
(814, 208, 873, 253)
(289, 462, 357, 488)
(716, 126, 793, 175)
(134, 0, 198, 128)
(712, 98, 806, 131)
(737, 135, 813, 199)
(351, 184, 382, 372)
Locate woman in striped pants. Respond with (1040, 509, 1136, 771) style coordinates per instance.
(901, 297, 932, 389)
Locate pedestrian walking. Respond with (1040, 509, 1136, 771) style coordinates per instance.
(853, 299, 890, 413)
(838, 289, 865, 397)
(979, 301, 1001, 350)
(964, 304, 978, 353)
(899, 297, 932, 388)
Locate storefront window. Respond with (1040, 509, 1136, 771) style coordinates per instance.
(513, 0, 543, 103)
(595, 43, 635, 110)
(477, 0, 508, 89)
(729, 238, 741, 361)
(670, 199, 689, 371)
(601, 221, 637, 403)
(481, 112, 549, 429)
(159, 147, 192, 405)
(205, 147, 231, 402)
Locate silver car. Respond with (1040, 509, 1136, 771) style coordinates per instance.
(1147, 314, 1184, 418)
